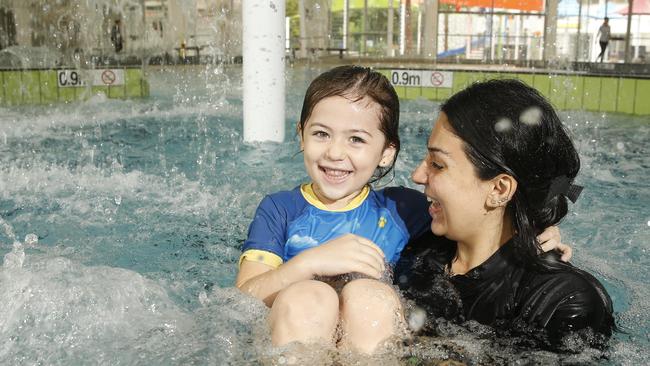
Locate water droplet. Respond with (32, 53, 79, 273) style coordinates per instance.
(408, 306, 427, 332)
(519, 107, 542, 126)
(616, 142, 625, 150)
(494, 118, 512, 133)
(24, 234, 38, 246)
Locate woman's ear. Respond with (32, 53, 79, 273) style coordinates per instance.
(487, 174, 517, 208)
(379, 144, 397, 167)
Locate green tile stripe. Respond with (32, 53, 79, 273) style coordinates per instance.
(92, 86, 109, 97)
(515, 73, 534, 87)
(421, 87, 436, 100)
(616, 78, 635, 114)
(40, 70, 58, 103)
(437, 87, 452, 100)
(126, 68, 142, 97)
(565, 75, 584, 111)
(59, 85, 76, 103)
(600, 78, 618, 112)
(634, 79, 650, 115)
(22, 71, 40, 104)
(549, 75, 570, 110)
(583, 77, 602, 112)
(533, 74, 552, 99)
(0, 71, 5, 104)
(4, 71, 23, 105)
(451, 72, 469, 93)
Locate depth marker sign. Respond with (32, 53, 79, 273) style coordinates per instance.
(92, 69, 125, 86)
(389, 69, 453, 89)
(421, 70, 453, 88)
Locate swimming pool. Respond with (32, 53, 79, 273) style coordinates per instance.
(0, 65, 647, 364)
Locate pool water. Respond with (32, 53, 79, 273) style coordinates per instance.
(0, 65, 648, 364)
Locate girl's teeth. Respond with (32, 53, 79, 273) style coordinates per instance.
(325, 168, 348, 177)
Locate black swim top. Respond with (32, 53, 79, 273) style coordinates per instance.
(394, 232, 615, 345)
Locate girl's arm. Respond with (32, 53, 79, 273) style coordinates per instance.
(236, 234, 386, 307)
(537, 226, 572, 262)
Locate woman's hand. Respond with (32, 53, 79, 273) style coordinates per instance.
(538, 226, 572, 262)
(294, 234, 386, 279)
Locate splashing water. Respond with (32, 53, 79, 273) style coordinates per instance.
(0, 66, 648, 364)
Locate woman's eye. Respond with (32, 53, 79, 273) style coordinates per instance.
(313, 131, 328, 138)
(350, 136, 366, 144)
(431, 161, 444, 170)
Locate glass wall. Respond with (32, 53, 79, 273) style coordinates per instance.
(324, 0, 648, 64)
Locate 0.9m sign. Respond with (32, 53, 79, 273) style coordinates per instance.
(389, 70, 453, 88)
(57, 70, 85, 87)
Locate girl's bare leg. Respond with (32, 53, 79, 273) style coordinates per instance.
(338, 278, 404, 354)
(268, 280, 339, 346)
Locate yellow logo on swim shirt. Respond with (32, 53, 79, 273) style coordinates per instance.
(378, 217, 387, 228)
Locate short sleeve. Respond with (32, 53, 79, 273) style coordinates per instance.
(240, 195, 287, 268)
(384, 187, 432, 240)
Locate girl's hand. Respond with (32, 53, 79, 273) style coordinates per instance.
(294, 234, 386, 279)
(538, 226, 572, 262)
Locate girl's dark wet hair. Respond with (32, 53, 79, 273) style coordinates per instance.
(299, 65, 400, 183)
(441, 79, 580, 269)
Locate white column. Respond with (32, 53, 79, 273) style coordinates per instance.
(399, 1, 406, 55)
(343, 0, 349, 49)
(298, 0, 308, 58)
(624, 0, 635, 63)
(422, 0, 438, 59)
(543, 0, 558, 62)
(243, 0, 286, 143)
(514, 15, 521, 60)
(387, 0, 394, 56)
(416, 10, 422, 55)
(286, 17, 291, 50)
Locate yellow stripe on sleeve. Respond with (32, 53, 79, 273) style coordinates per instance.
(239, 249, 284, 269)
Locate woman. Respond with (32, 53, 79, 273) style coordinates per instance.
(396, 79, 614, 348)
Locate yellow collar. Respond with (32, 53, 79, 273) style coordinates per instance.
(300, 183, 370, 212)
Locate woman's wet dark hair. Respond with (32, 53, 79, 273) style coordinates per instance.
(440, 79, 580, 269)
(299, 65, 400, 183)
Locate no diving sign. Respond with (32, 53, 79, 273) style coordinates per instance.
(92, 69, 125, 86)
(422, 70, 453, 88)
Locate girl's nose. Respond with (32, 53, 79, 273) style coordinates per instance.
(325, 140, 346, 160)
(411, 160, 428, 185)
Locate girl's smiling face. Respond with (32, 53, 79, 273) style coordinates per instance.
(300, 96, 396, 210)
(411, 112, 495, 243)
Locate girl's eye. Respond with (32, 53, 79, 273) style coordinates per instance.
(350, 136, 366, 144)
(313, 131, 328, 138)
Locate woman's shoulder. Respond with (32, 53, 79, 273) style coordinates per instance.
(517, 261, 615, 336)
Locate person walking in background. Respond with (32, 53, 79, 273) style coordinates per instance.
(111, 19, 123, 53)
(596, 17, 611, 63)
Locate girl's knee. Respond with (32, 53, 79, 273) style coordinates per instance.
(339, 279, 404, 353)
(340, 279, 401, 313)
(270, 280, 339, 330)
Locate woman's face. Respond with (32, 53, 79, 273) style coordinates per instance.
(411, 112, 495, 243)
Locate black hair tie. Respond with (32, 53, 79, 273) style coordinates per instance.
(546, 175, 583, 203)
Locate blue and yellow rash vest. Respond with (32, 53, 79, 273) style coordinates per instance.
(239, 183, 432, 268)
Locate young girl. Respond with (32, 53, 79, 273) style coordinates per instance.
(235, 66, 568, 354)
